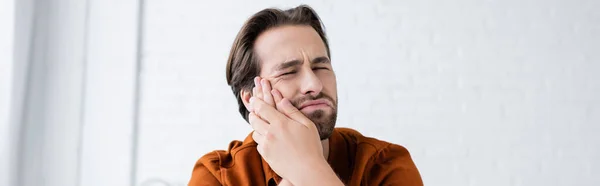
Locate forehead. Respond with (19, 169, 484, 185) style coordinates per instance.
(254, 25, 328, 73)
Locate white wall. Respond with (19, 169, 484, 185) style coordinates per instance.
(79, 0, 139, 186)
(138, 0, 599, 186)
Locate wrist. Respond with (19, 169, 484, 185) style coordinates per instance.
(291, 159, 342, 186)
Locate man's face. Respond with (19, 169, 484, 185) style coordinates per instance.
(254, 25, 338, 140)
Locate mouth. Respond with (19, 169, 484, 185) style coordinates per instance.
(298, 99, 332, 111)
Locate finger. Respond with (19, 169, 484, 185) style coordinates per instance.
(250, 97, 285, 125)
(271, 89, 283, 105)
(261, 79, 275, 106)
(256, 144, 266, 157)
(249, 112, 269, 136)
(254, 77, 263, 98)
(248, 86, 258, 113)
(252, 130, 265, 145)
(271, 89, 286, 114)
(277, 98, 313, 127)
(279, 179, 294, 186)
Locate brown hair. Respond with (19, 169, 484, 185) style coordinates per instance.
(225, 5, 331, 122)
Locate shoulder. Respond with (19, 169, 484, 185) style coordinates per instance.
(198, 139, 250, 167)
(335, 128, 422, 185)
(189, 139, 260, 185)
(335, 127, 400, 151)
(336, 128, 420, 169)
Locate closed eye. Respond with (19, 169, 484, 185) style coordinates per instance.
(313, 67, 329, 71)
(280, 71, 296, 76)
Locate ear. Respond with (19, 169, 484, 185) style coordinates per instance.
(240, 88, 252, 112)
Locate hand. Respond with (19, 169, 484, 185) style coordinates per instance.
(249, 77, 329, 185)
(251, 77, 295, 186)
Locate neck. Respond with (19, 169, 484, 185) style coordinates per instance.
(321, 139, 329, 160)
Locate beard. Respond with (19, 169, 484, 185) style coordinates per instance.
(291, 93, 338, 140)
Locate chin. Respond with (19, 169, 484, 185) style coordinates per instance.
(306, 109, 337, 140)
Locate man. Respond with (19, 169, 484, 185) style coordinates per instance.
(189, 5, 423, 186)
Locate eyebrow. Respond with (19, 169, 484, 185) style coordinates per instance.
(272, 56, 331, 72)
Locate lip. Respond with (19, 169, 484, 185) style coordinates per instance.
(298, 99, 332, 110)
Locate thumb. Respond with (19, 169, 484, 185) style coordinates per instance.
(278, 98, 313, 127)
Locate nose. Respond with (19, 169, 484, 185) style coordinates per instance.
(300, 68, 323, 97)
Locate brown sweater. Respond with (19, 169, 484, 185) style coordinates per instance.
(188, 127, 423, 186)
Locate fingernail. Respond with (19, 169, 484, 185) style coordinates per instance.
(249, 97, 254, 103)
(254, 77, 259, 86)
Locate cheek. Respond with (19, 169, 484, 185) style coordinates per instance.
(318, 72, 337, 93)
(272, 82, 297, 99)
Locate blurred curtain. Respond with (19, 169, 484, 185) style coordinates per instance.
(9, 0, 88, 186)
(0, 0, 15, 185)
(6, 0, 141, 186)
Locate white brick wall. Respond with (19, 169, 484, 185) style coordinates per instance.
(137, 0, 599, 185)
